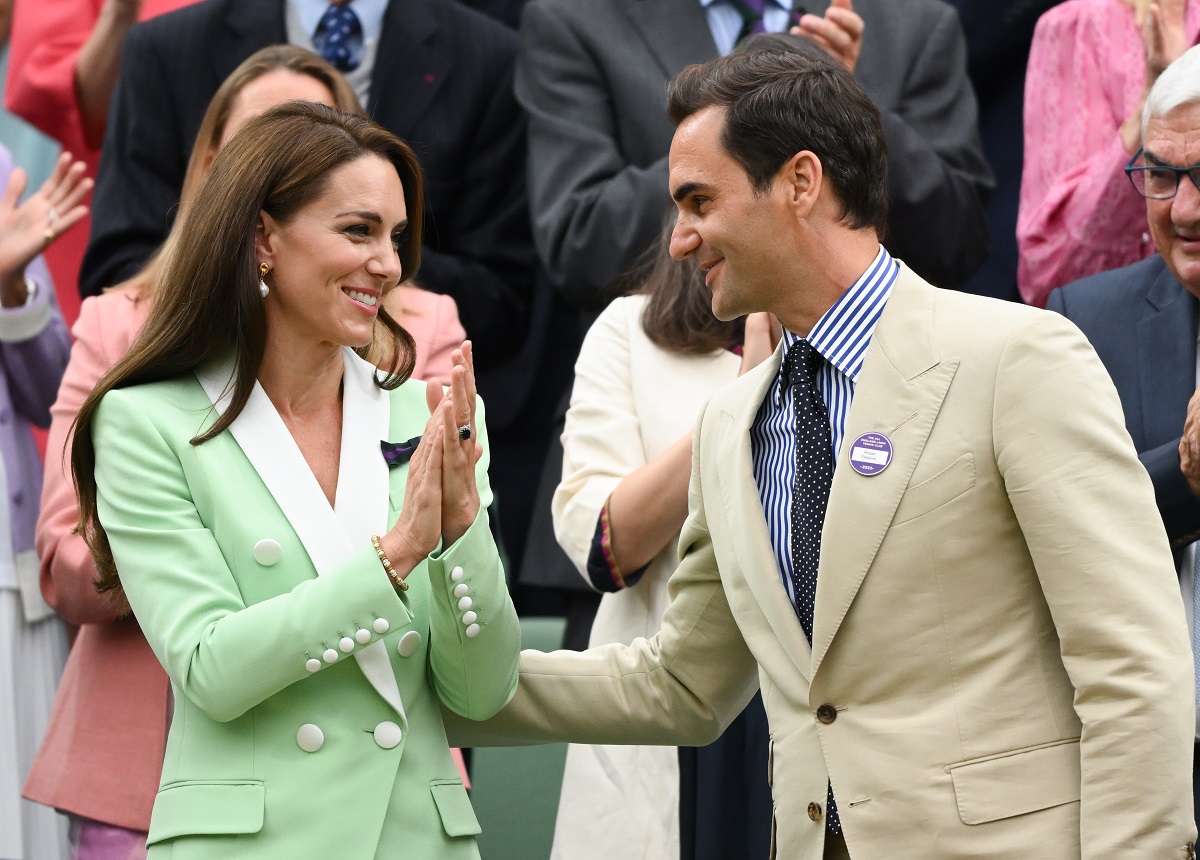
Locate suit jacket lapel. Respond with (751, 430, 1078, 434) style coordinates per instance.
(1138, 266, 1198, 448)
(369, 0, 449, 134)
(623, 0, 718, 77)
(194, 352, 406, 719)
(214, 1, 284, 89)
(718, 343, 815, 682)
(810, 268, 958, 677)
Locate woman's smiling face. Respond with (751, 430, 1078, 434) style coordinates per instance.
(256, 153, 408, 351)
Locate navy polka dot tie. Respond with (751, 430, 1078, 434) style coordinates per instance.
(314, 1, 363, 72)
(784, 338, 842, 835)
(785, 339, 832, 644)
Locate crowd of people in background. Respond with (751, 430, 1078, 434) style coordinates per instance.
(0, 0, 1198, 858)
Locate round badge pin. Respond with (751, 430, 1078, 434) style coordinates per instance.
(848, 432, 893, 476)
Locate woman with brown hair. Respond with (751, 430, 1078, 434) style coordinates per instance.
(65, 100, 518, 859)
(549, 221, 777, 859)
(24, 47, 466, 860)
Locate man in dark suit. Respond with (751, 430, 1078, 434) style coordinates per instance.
(1046, 44, 1200, 828)
(516, 0, 994, 314)
(81, 0, 534, 370)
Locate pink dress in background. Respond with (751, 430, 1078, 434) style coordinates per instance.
(4, 0, 199, 327)
(1016, 0, 1200, 307)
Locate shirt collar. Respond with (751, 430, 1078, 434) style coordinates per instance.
(777, 245, 899, 389)
(697, 0, 790, 9)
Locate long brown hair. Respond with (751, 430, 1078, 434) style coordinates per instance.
(73, 102, 426, 593)
(637, 217, 743, 355)
(120, 45, 364, 306)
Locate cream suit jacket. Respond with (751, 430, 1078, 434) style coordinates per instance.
(448, 266, 1198, 859)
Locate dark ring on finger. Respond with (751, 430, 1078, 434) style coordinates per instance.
(458, 424, 472, 441)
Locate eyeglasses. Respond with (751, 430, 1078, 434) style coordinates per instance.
(1124, 148, 1200, 199)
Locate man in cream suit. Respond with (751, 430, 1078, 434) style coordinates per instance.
(448, 47, 1199, 859)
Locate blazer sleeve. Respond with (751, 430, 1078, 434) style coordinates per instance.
(877, 3, 993, 291)
(444, 399, 759, 748)
(79, 20, 187, 297)
(514, 2, 671, 311)
(93, 386, 519, 723)
(37, 296, 130, 624)
(1045, 285, 1200, 544)
(4, 0, 99, 161)
(423, 398, 522, 720)
(552, 298, 643, 581)
(992, 311, 1194, 856)
(0, 256, 71, 427)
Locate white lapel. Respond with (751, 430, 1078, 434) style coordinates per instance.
(194, 350, 406, 719)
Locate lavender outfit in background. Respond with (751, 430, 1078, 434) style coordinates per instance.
(0, 143, 73, 860)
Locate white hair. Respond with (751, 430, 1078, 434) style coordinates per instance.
(1143, 44, 1200, 136)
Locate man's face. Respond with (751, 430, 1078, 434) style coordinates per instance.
(668, 106, 798, 321)
(1144, 101, 1200, 297)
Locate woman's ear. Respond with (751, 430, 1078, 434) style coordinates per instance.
(255, 210, 277, 266)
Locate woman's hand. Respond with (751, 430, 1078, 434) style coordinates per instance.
(0, 152, 91, 306)
(440, 341, 482, 547)
(1143, 0, 1190, 82)
(1123, 0, 1191, 151)
(380, 378, 447, 578)
(739, 312, 781, 376)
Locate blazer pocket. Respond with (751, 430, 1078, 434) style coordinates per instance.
(145, 779, 265, 845)
(946, 738, 1081, 825)
(430, 779, 482, 837)
(892, 453, 975, 526)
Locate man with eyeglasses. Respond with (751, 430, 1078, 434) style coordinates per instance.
(1047, 42, 1200, 830)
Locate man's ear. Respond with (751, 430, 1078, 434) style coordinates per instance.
(783, 150, 823, 220)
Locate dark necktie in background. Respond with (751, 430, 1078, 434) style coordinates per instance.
(784, 338, 842, 835)
(314, 0, 363, 72)
(730, 0, 769, 43)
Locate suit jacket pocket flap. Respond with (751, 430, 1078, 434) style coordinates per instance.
(949, 739, 1080, 825)
(892, 453, 974, 526)
(146, 780, 266, 845)
(430, 779, 482, 837)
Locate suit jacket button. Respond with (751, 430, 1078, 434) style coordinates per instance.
(296, 723, 324, 752)
(807, 802, 823, 821)
(253, 538, 282, 566)
(355, 628, 372, 644)
(374, 721, 403, 749)
(397, 630, 421, 657)
(816, 704, 838, 724)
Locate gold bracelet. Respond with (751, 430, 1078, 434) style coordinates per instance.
(371, 534, 408, 592)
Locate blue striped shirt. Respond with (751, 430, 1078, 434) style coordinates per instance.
(750, 246, 898, 607)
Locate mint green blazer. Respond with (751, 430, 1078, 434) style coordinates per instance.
(91, 350, 521, 859)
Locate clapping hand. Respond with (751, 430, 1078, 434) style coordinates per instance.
(1143, 0, 1190, 83)
(439, 342, 482, 547)
(379, 342, 483, 580)
(791, 0, 864, 74)
(0, 151, 91, 307)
